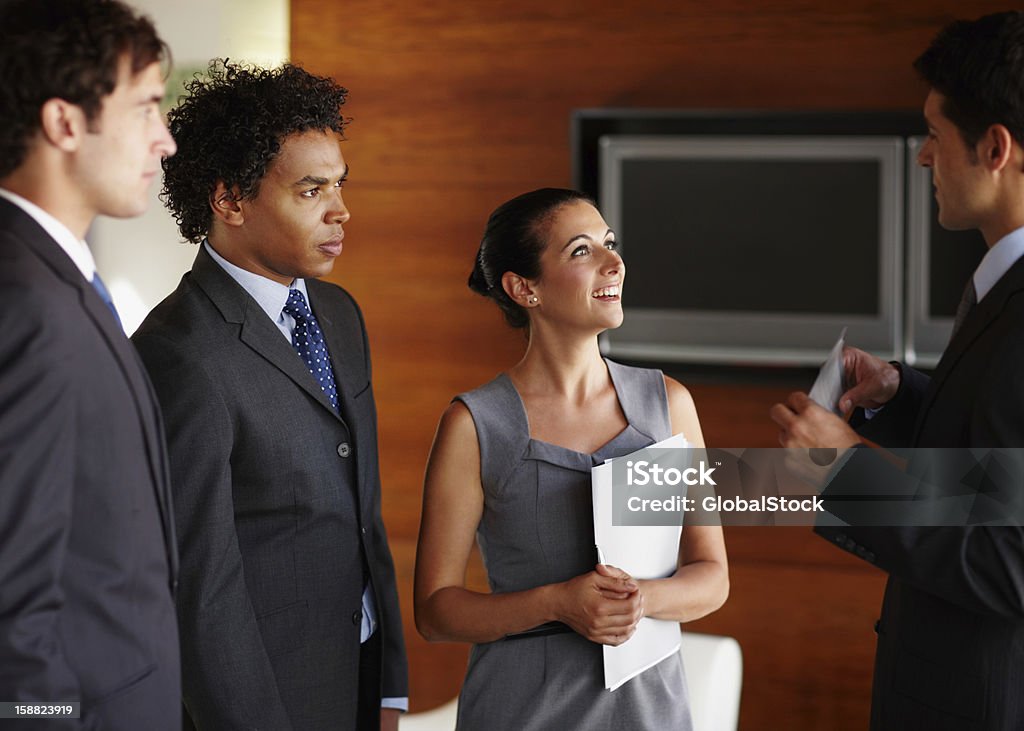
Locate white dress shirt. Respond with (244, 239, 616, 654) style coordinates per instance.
(0, 187, 97, 282)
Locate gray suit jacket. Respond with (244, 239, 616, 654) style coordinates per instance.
(0, 197, 181, 730)
(818, 258, 1024, 730)
(133, 246, 407, 730)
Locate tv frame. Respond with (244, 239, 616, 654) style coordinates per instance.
(572, 109, 927, 367)
(598, 134, 904, 365)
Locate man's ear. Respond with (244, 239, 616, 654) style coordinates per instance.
(980, 123, 1015, 173)
(38, 98, 87, 152)
(210, 181, 244, 227)
(501, 271, 538, 308)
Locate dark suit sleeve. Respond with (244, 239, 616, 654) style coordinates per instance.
(817, 354, 1024, 619)
(817, 453, 1024, 618)
(0, 285, 84, 729)
(352, 302, 409, 700)
(132, 332, 293, 731)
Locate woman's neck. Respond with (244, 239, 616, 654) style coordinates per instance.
(508, 327, 609, 402)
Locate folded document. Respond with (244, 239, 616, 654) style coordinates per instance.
(592, 433, 689, 691)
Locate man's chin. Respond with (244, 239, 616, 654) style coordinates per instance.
(304, 260, 339, 281)
(100, 198, 151, 220)
(937, 212, 972, 231)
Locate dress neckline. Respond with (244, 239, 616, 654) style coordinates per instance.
(498, 358, 634, 459)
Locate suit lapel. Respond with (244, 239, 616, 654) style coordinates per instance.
(80, 288, 179, 563)
(913, 259, 1024, 444)
(135, 359, 179, 580)
(0, 199, 178, 573)
(190, 247, 348, 424)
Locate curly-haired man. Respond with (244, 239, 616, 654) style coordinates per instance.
(132, 61, 408, 730)
(0, 1, 180, 728)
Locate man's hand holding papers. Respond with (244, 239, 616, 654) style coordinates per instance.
(772, 329, 863, 492)
(837, 346, 902, 415)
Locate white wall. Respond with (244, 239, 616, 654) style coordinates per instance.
(89, 0, 289, 334)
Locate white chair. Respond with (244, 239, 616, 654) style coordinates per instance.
(680, 631, 743, 731)
(402, 631, 742, 731)
(400, 695, 458, 731)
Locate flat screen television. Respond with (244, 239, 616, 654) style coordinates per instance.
(572, 110, 926, 367)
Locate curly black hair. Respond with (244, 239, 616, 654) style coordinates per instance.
(161, 60, 349, 243)
(0, 0, 166, 179)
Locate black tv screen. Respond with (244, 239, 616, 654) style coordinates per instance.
(927, 198, 987, 318)
(904, 139, 989, 366)
(596, 133, 904, 365)
(619, 157, 881, 316)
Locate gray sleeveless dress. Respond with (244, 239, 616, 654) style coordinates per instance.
(453, 359, 693, 731)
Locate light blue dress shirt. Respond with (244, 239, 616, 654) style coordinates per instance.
(973, 225, 1024, 302)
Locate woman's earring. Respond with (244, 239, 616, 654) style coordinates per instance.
(529, 296, 539, 305)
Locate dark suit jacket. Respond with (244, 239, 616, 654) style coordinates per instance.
(0, 197, 181, 730)
(818, 257, 1024, 730)
(132, 246, 408, 730)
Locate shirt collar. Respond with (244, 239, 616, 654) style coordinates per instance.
(0, 187, 97, 281)
(974, 225, 1024, 302)
(204, 240, 308, 324)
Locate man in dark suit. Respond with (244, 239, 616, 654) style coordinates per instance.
(0, 1, 180, 728)
(772, 11, 1024, 730)
(132, 61, 408, 730)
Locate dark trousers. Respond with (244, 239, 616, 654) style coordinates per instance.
(356, 630, 382, 730)
(182, 631, 383, 730)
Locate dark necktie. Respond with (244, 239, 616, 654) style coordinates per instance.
(90, 272, 122, 328)
(283, 288, 339, 412)
(950, 278, 977, 342)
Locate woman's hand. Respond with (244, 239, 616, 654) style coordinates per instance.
(554, 564, 644, 646)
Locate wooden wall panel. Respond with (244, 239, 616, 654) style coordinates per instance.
(291, 2, 1009, 727)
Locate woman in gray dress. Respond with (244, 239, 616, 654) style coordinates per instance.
(415, 188, 729, 730)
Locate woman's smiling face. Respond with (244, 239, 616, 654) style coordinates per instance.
(528, 200, 625, 333)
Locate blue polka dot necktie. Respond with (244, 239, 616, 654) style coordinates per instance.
(283, 288, 339, 412)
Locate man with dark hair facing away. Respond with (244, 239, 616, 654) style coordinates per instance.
(132, 61, 408, 730)
(772, 11, 1024, 730)
(0, 0, 180, 728)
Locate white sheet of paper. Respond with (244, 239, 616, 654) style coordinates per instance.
(808, 327, 847, 415)
(592, 432, 688, 691)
